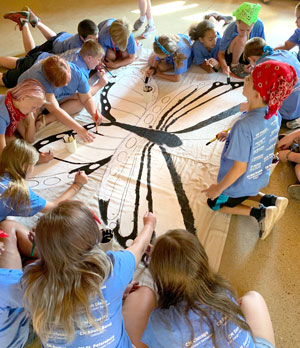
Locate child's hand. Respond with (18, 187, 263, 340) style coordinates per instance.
(244, 64, 254, 73)
(93, 111, 103, 126)
(202, 184, 222, 200)
(145, 67, 156, 77)
(278, 134, 294, 150)
(143, 212, 156, 229)
(221, 64, 230, 76)
(78, 128, 95, 143)
(278, 150, 291, 163)
(38, 151, 54, 164)
(216, 131, 229, 142)
(28, 229, 35, 244)
(207, 58, 219, 67)
(74, 170, 88, 186)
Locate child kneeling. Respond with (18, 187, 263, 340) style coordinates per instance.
(203, 61, 297, 240)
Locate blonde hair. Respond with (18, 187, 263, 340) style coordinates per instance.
(149, 230, 253, 348)
(108, 19, 131, 51)
(22, 201, 113, 343)
(80, 39, 104, 58)
(0, 139, 39, 213)
(8, 78, 45, 102)
(153, 35, 187, 69)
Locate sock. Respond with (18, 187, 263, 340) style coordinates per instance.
(148, 18, 154, 27)
(250, 205, 266, 222)
(139, 15, 146, 22)
(260, 194, 277, 207)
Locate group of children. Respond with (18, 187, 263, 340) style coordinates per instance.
(0, 1, 300, 348)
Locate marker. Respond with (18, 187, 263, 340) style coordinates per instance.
(206, 128, 231, 146)
(227, 72, 231, 84)
(95, 110, 99, 133)
(205, 59, 218, 72)
(144, 76, 149, 84)
(30, 239, 35, 257)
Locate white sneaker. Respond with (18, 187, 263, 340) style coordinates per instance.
(141, 25, 155, 39)
(259, 206, 278, 240)
(286, 117, 300, 129)
(274, 196, 288, 224)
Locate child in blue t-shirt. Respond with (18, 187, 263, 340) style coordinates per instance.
(142, 229, 276, 348)
(275, 2, 300, 61)
(218, 2, 265, 78)
(145, 34, 193, 82)
(203, 60, 297, 240)
(189, 19, 221, 73)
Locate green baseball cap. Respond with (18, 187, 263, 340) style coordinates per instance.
(233, 2, 261, 26)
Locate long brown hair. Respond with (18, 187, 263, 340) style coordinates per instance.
(153, 34, 188, 69)
(0, 139, 39, 213)
(149, 229, 253, 347)
(22, 201, 113, 342)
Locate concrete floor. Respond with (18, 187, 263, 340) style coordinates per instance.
(1, 1, 300, 347)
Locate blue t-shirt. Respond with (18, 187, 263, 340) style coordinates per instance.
(142, 299, 254, 348)
(192, 34, 221, 65)
(219, 19, 265, 52)
(0, 174, 46, 221)
(155, 34, 193, 75)
(18, 61, 90, 100)
(98, 19, 136, 55)
(257, 50, 300, 121)
(0, 95, 10, 135)
(36, 49, 90, 79)
(288, 28, 300, 60)
(217, 108, 280, 198)
(0, 269, 29, 348)
(52, 33, 83, 54)
(44, 250, 136, 348)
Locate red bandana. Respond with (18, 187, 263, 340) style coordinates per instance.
(4, 92, 26, 137)
(252, 61, 297, 119)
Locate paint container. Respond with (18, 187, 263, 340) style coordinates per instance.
(65, 138, 77, 153)
(143, 85, 153, 103)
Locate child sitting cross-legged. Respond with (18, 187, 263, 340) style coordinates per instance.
(203, 60, 297, 240)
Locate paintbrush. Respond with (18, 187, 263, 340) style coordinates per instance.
(103, 64, 116, 78)
(205, 59, 218, 72)
(206, 128, 231, 146)
(95, 110, 99, 133)
(31, 239, 35, 257)
(227, 72, 231, 84)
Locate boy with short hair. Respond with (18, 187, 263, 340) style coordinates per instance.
(98, 18, 136, 69)
(203, 61, 297, 240)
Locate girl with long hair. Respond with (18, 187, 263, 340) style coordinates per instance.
(142, 229, 275, 348)
(21, 201, 156, 348)
(0, 78, 52, 163)
(145, 34, 193, 82)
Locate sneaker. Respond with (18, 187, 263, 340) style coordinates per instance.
(217, 14, 234, 26)
(22, 6, 39, 27)
(259, 206, 278, 240)
(230, 64, 249, 78)
(141, 24, 155, 39)
(274, 196, 289, 224)
(286, 117, 300, 129)
(133, 18, 145, 31)
(3, 11, 29, 31)
(287, 182, 300, 200)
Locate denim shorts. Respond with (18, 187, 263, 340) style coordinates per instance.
(255, 336, 275, 348)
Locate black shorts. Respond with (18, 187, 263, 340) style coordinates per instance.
(26, 31, 65, 56)
(207, 194, 249, 211)
(225, 49, 249, 66)
(2, 51, 41, 88)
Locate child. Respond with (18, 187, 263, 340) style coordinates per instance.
(218, 2, 265, 78)
(142, 229, 276, 348)
(189, 20, 221, 73)
(0, 79, 52, 163)
(98, 18, 136, 69)
(133, 0, 155, 38)
(21, 201, 156, 347)
(203, 61, 297, 240)
(17, 55, 98, 142)
(145, 34, 193, 82)
(275, 2, 300, 61)
(4, 7, 98, 55)
(244, 37, 300, 129)
(278, 131, 300, 200)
